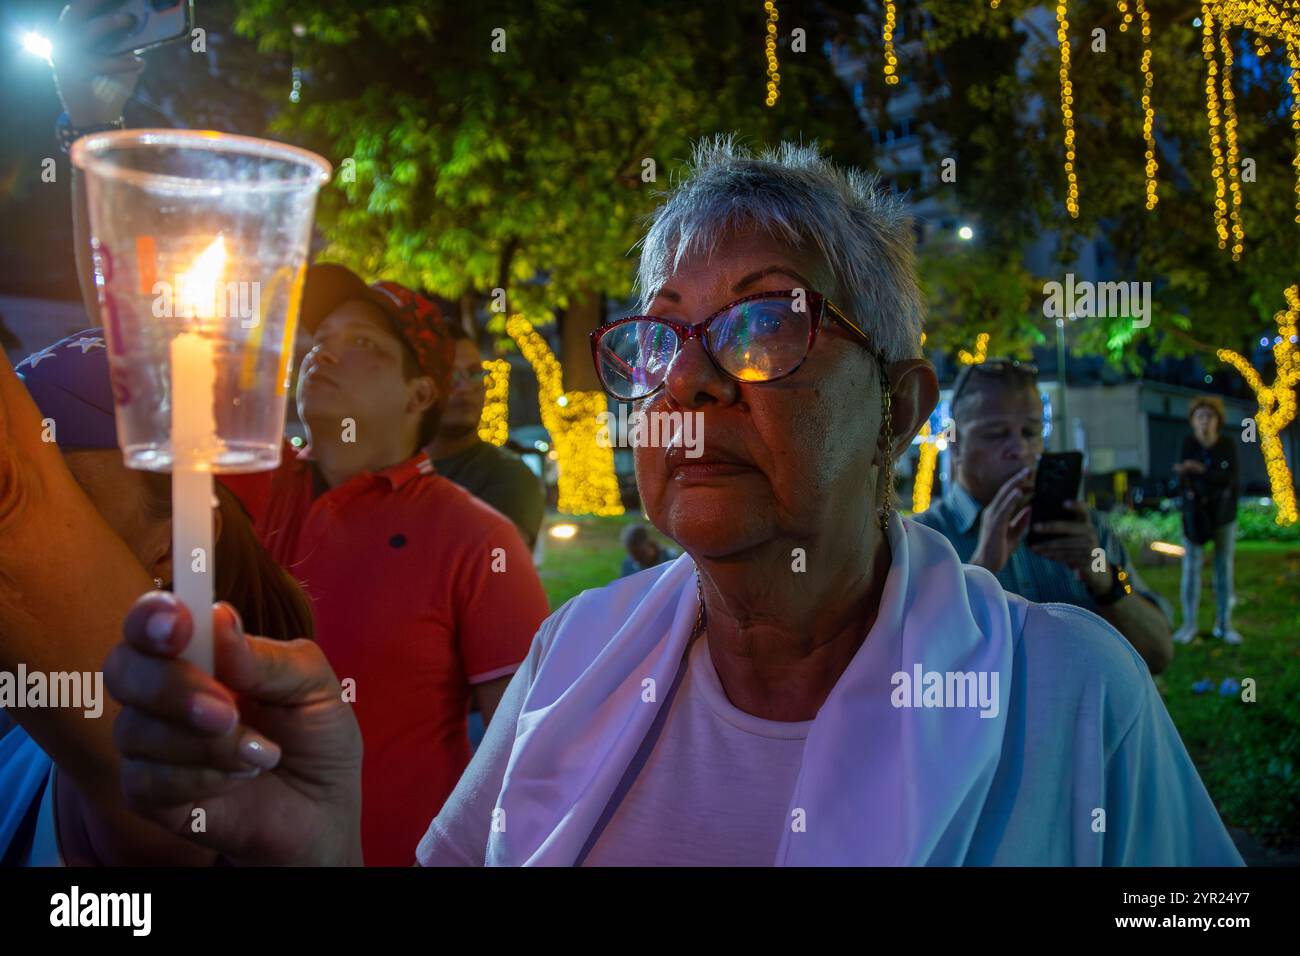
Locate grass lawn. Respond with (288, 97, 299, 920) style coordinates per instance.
(536, 514, 1300, 856)
(536, 511, 649, 608)
(1134, 540, 1300, 856)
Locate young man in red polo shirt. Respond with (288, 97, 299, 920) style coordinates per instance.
(226, 264, 549, 865)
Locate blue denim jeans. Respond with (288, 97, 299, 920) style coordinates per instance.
(1180, 521, 1236, 630)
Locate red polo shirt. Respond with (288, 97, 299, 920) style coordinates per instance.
(224, 448, 549, 865)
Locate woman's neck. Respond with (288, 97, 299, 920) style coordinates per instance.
(697, 525, 891, 722)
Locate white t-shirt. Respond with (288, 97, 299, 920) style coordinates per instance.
(578, 635, 808, 866)
(417, 599, 1243, 867)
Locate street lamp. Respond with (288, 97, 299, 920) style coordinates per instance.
(1055, 313, 1078, 451)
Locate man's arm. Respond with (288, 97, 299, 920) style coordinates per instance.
(471, 675, 512, 728)
(1031, 504, 1174, 675)
(1090, 584, 1174, 675)
(1091, 518, 1174, 674)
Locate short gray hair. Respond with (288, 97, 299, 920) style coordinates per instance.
(636, 135, 924, 363)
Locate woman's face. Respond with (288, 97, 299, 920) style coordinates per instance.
(633, 230, 884, 560)
(1192, 406, 1219, 441)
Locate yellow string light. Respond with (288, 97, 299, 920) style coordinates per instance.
(1117, 0, 1132, 32)
(973, 2, 1298, 241)
(883, 1, 899, 86)
(1136, 0, 1159, 209)
(913, 422, 938, 513)
(1056, 2, 1080, 218)
(1219, 17, 1245, 258)
(1201, 3, 1300, 245)
(764, 1, 780, 106)
(1202, 8, 1230, 251)
(477, 358, 510, 446)
(913, 334, 990, 514)
(506, 315, 623, 516)
(957, 332, 990, 366)
(1287, 41, 1300, 224)
(1217, 285, 1300, 525)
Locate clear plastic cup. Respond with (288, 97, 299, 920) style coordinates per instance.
(71, 130, 332, 473)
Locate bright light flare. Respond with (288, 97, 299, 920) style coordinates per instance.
(548, 523, 578, 540)
(1150, 540, 1186, 557)
(21, 31, 52, 61)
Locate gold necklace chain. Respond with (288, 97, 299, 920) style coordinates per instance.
(692, 572, 706, 638)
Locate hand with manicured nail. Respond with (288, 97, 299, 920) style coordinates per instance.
(105, 591, 364, 866)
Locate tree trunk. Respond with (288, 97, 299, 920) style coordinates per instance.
(561, 287, 605, 393)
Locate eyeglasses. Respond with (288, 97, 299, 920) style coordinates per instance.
(589, 290, 882, 402)
(950, 359, 1039, 408)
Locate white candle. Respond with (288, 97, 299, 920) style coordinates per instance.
(170, 331, 217, 673)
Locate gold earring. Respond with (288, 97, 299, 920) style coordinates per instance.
(876, 359, 895, 535)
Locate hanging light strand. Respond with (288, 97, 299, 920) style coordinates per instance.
(1056, 2, 1080, 218)
(764, 2, 780, 106)
(1288, 42, 1300, 223)
(884, 1, 899, 86)
(1202, 8, 1229, 250)
(1136, 0, 1159, 208)
(1219, 17, 1245, 258)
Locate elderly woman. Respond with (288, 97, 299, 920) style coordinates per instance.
(100, 138, 1240, 866)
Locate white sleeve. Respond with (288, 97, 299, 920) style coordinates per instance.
(1103, 682, 1244, 866)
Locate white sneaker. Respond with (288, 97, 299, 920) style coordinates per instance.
(1173, 623, 1197, 644)
(1213, 626, 1243, 645)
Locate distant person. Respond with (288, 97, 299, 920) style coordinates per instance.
(1173, 397, 1240, 645)
(914, 360, 1174, 674)
(426, 325, 545, 550)
(620, 523, 680, 577)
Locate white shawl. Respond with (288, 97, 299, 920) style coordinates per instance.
(487, 514, 1026, 865)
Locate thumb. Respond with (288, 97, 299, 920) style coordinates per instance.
(212, 603, 333, 706)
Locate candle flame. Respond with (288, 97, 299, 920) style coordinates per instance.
(179, 237, 227, 321)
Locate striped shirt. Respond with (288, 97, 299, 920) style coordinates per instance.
(913, 483, 1171, 622)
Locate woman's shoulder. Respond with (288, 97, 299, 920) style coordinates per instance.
(1016, 600, 1154, 726)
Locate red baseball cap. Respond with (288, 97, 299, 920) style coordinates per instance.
(299, 263, 455, 397)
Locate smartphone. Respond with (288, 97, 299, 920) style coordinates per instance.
(95, 0, 194, 57)
(1027, 451, 1083, 547)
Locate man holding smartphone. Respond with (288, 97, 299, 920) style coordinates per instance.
(914, 360, 1174, 674)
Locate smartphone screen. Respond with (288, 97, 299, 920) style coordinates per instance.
(1027, 451, 1083, 546)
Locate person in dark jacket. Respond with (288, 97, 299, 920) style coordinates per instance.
(1173, 396, 1240, 645)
